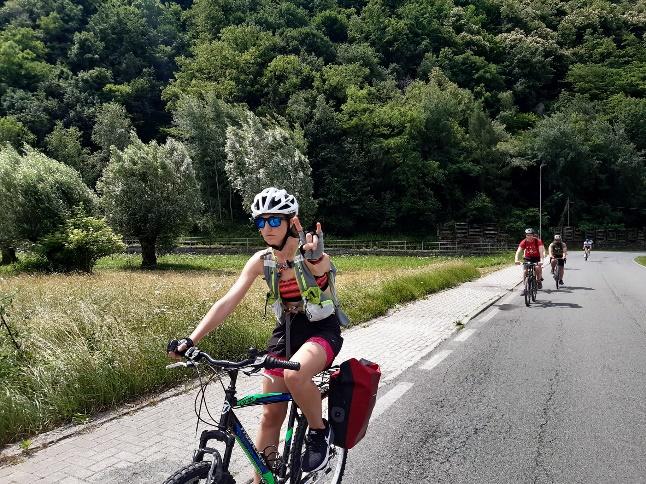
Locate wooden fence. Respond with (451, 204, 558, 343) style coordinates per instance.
(124, 237, 515, 256)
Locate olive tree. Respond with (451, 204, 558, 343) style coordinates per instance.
(97, 134, 201, 268)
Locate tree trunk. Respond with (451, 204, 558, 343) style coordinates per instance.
(1, 246, 17, 265)
(140, 238, 157, 269)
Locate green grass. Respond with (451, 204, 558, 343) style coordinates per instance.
(636, 256, 646, 267)
(0, 252, 512, 446)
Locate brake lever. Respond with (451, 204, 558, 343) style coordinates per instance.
(242, 368, 274, 383)
(243, 366, 262, 376)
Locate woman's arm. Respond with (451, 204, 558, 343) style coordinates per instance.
(304, 253, 331, 276)
(188, 252, 264, 345)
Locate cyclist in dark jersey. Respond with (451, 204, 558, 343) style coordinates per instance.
(514, 228, 545, 289)
(167, 188, 344, 481)
(548, 234, 568, 285)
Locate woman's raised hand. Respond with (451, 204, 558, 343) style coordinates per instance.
(292, 216, 324, 260)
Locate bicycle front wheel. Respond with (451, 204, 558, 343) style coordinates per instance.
(524, 280, 530, 307)
(163, 462, 235, 484)
(290, 421, 347, 484)
(531, 278, 537, 301)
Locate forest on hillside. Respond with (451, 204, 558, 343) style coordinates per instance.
(1, 0, 645, 239)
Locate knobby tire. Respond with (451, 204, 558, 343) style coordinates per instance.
(162, 462, 234, 484)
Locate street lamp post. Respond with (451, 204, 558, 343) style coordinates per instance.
(539, 163, 546, 240)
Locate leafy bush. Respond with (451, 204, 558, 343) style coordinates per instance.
(38, 212, 126, 272)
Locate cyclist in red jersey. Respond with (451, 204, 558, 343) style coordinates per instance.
(514, 228, 545, 289)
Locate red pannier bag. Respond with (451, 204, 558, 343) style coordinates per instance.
(328, 358, 381, 449)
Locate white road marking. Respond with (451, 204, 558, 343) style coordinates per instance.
(478, 308, 499, 323)
(454, 328, 476, 342)
(419, 350, 452, 371)
(372, 382, 414, 420)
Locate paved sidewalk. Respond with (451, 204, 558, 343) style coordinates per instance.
(0, 264, 520, 484)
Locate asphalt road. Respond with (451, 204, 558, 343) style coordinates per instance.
(343, 251, 646, 484)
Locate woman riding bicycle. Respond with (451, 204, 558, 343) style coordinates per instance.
(167, 187, 346, 482)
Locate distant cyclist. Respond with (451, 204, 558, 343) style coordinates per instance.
(515, 228, 545, 289)
(548, 234, 568, 285)
(583, 237, 593, 259)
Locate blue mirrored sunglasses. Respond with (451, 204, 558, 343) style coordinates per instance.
(254, 215, 285, 229)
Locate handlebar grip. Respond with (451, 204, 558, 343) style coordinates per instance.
(265, 357, 301, 371)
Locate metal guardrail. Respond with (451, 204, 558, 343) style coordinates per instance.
(124, 237, 515, 255)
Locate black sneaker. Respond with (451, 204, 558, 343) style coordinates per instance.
(559, 280, 564, 285)
(301, 420, 333, 473)
(538, 281, 543, 289)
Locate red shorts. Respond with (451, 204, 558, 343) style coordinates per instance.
(265, 336, 336, 378)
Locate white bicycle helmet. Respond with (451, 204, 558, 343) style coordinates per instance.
(554, 234, 562, 240)
(525, 228, 534, 234)
(251, 187, 299, 218)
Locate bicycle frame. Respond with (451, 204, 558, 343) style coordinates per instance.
(523, 262, 537, 282)
(192, 369, 304, 484)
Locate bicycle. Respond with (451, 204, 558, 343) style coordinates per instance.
(163, 347, 347, 484)
(584, 247, 590, 261)
(550, 257, 564, 290)
(523, 262, 538, 307)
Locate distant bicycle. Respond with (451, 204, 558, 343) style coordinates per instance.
(550, 257, 566, 290)
(523, 262, 538, 307)
(163, 347, 347, 484)
(551, 260, 560, 290)
(584, 247, 590, 261)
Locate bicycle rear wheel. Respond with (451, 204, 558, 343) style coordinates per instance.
(290, 420, 347, 484)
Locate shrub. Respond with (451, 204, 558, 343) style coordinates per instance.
(38, 212, 126, 272)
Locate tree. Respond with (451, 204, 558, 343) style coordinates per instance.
(510, 102, 645, 227)
(0, 145, 21, 264)
(164, 24, 279, 106)
(0, 144, 97, 246)
(89, 102, 132, 185)
(0, 115, 35, 148)
(0, 26, 54, 95)
(261, 55, 314, 111)
(45, 121, 91, 178)
(225, 109, 316, 221)
(171, 92, 232, 223)
(97, 134, 201, 268)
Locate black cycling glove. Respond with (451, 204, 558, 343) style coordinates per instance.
(167, 337, 194, 356)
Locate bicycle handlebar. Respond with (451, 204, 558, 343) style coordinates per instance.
(168, 347, 301, 372)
